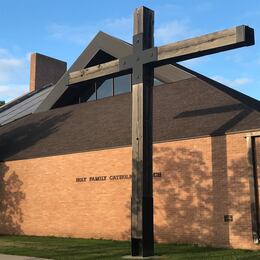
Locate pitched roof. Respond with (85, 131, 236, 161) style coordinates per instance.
(0, 31, 195, 125)
(0, 84, 54, 126)
(35, 31, 195, 113)
(0, 76, 259, 162)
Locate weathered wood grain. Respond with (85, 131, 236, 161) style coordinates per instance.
(68, 25, 254, 85)
(131, 6, 154, 257)
(157, 25, 254, 63)
(69, 60, 119, 85)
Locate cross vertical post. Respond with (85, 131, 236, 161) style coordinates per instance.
(67, 6, 255, 256)
(131, 6, 154, 257)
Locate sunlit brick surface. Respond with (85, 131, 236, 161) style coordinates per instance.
(0, 133, 259, 250)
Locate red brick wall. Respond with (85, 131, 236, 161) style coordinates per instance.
(0, 133, 259, 250)
(30, 53, 66, 92)
(255, 137, 260, 198)
(227, 134, 254, 249)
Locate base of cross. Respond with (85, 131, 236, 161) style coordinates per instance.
(122, 255, 162, 259)
(131, 238, 154, 257)
(131, 195, 154, 257)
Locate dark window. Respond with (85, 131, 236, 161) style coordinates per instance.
(154, 78, 163, 86)
(80, 82, 96, 102)
(97, 78, 113, 99)
(88, 90, 97, 101)
(114, 74, 131, 95)
(86, 83, 96, 101)
(53, 71, 167, 108)
(80, 75, 164, 103)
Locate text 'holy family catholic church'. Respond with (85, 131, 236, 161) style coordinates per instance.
(0, 5, 260, 253)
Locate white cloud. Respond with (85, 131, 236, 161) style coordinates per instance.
(212, 75, 252, 88)
(26, 52, 33, 62)
(0, 84, 28, 102)
(0, 85, 9, 93)
(0, 48, 29, 102)
(48, 23, 95, 45)
(0, 56, 25, 83)
(104, 17, 132, 32)
(48, 16, 200, 48)
(233, 78, 251, 85)
(103, 17, 132, 42)
(0, 58, 23, 67)
(155, 20, 193, 45)
(47, 17, 133, 46)
(0, 48, 10, 57)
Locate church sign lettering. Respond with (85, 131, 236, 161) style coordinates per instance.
(76, 172, 162, 183)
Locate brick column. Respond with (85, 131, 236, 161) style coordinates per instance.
(30, 53, 67, 92)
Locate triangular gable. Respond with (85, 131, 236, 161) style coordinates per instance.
(35, 31, 195, 113)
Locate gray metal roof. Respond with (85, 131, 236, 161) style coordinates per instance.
(0, 85, 54, 126)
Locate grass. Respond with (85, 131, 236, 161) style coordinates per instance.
(0, 236, 260, 259)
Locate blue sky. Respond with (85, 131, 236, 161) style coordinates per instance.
(0, 0, 259, 102)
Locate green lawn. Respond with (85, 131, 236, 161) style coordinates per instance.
(0, 236, 260, 259)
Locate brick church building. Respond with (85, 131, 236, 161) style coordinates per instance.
(0, 31, 260, 250)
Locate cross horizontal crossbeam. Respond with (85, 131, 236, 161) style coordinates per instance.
(69, 25, 254, 85)
(67, 7, 255, 257)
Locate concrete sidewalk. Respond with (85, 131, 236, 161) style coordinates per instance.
(0, 255, 50, 260)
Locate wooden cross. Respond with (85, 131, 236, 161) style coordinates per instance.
(69, 6, 254, 257)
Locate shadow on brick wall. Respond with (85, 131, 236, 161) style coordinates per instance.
(120, 137, 232, 247)
(153, 145, 215, 245)
(153, 136, 230, 247)
(120, 104, 253, 246)
(0, 163, 25, 234)
(121, 200, 131, 240)
(211, 135, 230, 247)
(0, 112, 72, 235)
(228, 156, 252, 241)
(120, 138, 255, 248)
(149, 105, 252, 247)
